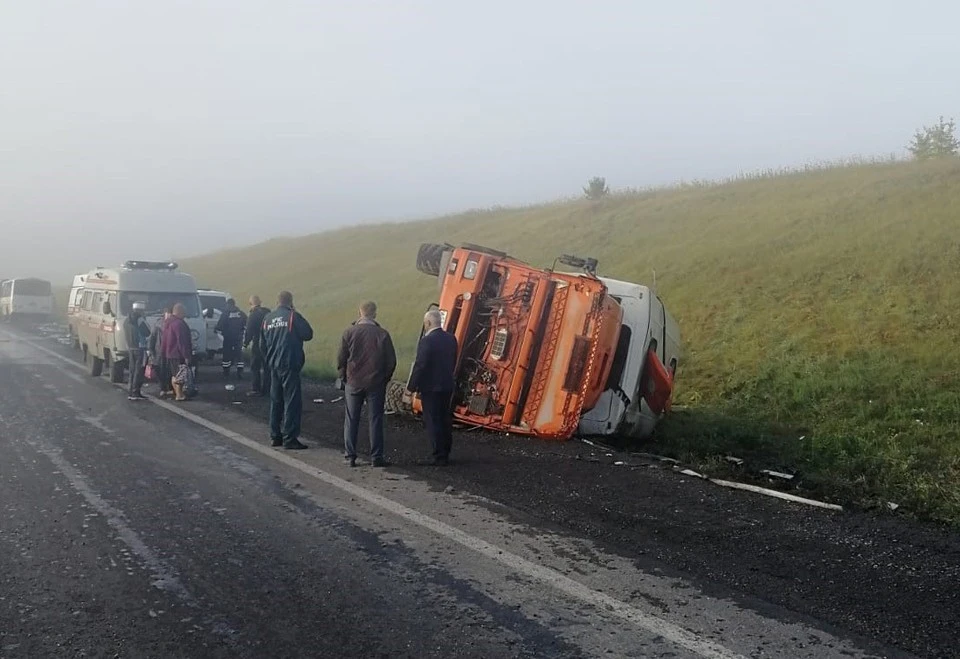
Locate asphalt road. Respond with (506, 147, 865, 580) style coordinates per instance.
(0, 325, 951, 658)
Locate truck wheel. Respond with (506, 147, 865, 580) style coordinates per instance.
(90, 354, 103, 377)
(386, 380, 411, 414)
(416, 243, 452, 277)
(110, 359, 125, 384)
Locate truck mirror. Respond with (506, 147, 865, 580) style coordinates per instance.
(102, 301, 112, 316)
(204, 308, 213, 319)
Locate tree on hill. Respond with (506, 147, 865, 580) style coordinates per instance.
(908, 116, 959, 160)
(583, 176, 609, 200)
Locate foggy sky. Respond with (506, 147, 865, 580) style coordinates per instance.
(3, 0, 959, 283)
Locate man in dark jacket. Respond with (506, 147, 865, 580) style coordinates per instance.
(407, 309, 459, 465)
(123, 302, 152, 401)
(215, 298, 247, 379)
(337, 301, 397, 467)
(244, 295, 271, 397)
(148, 307, 173, 398)
(259, 290, 313, 450)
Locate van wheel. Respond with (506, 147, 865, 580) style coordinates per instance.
(416, 243, 453, 277)
(110, 359, 125, 384)
(90, 354, 103, 377)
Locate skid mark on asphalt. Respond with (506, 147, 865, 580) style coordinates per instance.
(14, 331, 746, 659)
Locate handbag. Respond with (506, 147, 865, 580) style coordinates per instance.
(144, 363, 155, 381)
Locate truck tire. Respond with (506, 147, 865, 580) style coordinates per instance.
(416, 243, 452, 277)
(90, 354, 103, 377)
(110, 358, 125, 384)
(386, 380, 411, 414)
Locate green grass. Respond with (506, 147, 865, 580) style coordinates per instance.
(182, 157, 960, 523)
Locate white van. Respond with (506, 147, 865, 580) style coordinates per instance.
(577, 277, 681, 440)
(66, 273, 87, 349)
(197, 288, 231, 359)
(0, 278, 55, 322)
(75, 261, 207, 382)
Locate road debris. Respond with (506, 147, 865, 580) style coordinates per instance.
(313, 398, 324, 404)
(724, 456, 744, 466)
(760, 469, 795, 481)
(331, 396, 344, 403)
(710, 478, 842, 511)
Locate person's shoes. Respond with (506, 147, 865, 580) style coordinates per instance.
(127, 395, 144, 401)
(134, 393, 148, 400)
(428, 457, 449, 466)
(271, 438, 283, 447)
(284, 440, 308, 450)
(345, 456, 357, 468)
(371, 457, 390, 468)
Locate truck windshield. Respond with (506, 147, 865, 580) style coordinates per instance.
(13, 279, 52, 296)
(120, 292, 200, 318)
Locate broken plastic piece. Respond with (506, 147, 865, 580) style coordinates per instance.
(760, 469, 795, 480)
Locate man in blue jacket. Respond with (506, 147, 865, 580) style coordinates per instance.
(259, 290, 313, 450)
(407, 309, 459, 466)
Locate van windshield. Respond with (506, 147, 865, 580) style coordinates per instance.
(120, 292, 200, 318)
(14, 279, 52, 296)
(199, 295, 227, 312)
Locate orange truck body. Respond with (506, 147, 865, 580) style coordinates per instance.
(409, 244, 644, 439)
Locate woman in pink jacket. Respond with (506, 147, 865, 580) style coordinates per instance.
(161, 303, 193, 400)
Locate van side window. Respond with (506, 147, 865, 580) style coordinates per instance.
(0, 281, 10, 297)
(92, 293, 103, 312)
(108, 293, 117, 316)
(81, 291, 92, 310)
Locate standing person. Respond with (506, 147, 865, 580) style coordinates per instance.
(215, 298, 247, 379)
(259, 291, 313, 449)
(123, 302, 151, 401)
(162, 303, 194, 401)
(407, 309, 459, 466)
(244, 295, 271, 397)
(148, 306, 174, 398)
(337, 301, 397, 468)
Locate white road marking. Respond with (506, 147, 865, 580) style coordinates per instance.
(26, 438, 195, 604)
(12, 331, 745, 659)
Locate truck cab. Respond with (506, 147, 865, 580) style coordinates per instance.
(577, 278, 681, 440)
(408, 243, 681, 441)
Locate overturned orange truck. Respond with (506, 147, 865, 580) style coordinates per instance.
(394, 243, 681, 441)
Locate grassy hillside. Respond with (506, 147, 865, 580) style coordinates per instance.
(183, 158, 960, 523)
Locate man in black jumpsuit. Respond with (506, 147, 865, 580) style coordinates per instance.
(259, 290, 313, 450)
(244, 295, 271, 397)
(215, 298, 247, 379)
